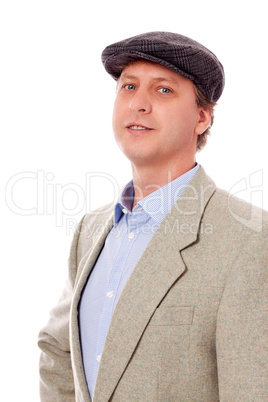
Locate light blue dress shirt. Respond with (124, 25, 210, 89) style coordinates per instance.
(78, 164, 200, 399)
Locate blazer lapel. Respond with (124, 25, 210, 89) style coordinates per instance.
(70, 209, 114, 402)
(94, 167, 216, 401)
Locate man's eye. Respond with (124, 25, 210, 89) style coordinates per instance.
(124, 84, 136, 90)
(158, 87, 171, 94)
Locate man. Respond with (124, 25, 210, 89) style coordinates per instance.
(38, 32, 267, 401)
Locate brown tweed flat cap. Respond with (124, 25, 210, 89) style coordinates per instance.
(101, 31, 225, 102)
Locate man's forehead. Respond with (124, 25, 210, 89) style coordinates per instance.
(119, 60, 189, 86)
(121, 59, 166, 74)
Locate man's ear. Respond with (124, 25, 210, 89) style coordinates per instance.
(194, 108, 212, 135)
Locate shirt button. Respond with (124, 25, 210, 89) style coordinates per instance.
(107, 291, 114, 299)
(96, 354, 101, 362)
(128, 232, 135, 239)
(122, 208, 128, 214)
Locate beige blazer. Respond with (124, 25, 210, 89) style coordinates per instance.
(38, 167, 268, 401)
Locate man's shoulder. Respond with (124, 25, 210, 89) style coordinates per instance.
(206, 186, 268, 237)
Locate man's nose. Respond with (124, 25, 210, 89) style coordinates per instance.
(129, 89, 152, 113)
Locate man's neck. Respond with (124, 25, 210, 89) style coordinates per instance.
(131, 158, 196, 209)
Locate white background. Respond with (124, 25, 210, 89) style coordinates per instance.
(1, 0, 267, 400)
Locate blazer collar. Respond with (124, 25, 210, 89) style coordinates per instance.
(93, 166, 216, 401)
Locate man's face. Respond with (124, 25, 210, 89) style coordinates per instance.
(112, 60, 209, 169)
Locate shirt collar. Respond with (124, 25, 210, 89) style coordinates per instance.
(114, 164, 200, 226)
(114, 181, 134, 225)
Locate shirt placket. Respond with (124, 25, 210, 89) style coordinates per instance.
(94, 211, 139, 372)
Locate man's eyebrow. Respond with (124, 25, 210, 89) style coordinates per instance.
(151, 76, 180, 86)
(120, 73, 137, 80)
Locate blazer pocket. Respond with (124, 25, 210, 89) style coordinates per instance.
(149, 306, 194, 326)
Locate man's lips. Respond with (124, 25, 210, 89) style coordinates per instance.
(126, 123, 153, 131)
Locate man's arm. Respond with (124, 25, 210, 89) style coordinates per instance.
(38, 217, 84, 401)
(216, 228, 268, 400)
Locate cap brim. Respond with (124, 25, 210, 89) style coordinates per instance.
(102, 51, 194, 82)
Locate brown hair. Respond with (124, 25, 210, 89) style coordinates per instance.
(194, 85, 217, 152)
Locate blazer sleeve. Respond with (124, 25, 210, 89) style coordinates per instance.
(38, 216, 85, 401)
(216, 227, 268, 400)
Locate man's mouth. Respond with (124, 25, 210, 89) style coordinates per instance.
(127, 125, 152, 131)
